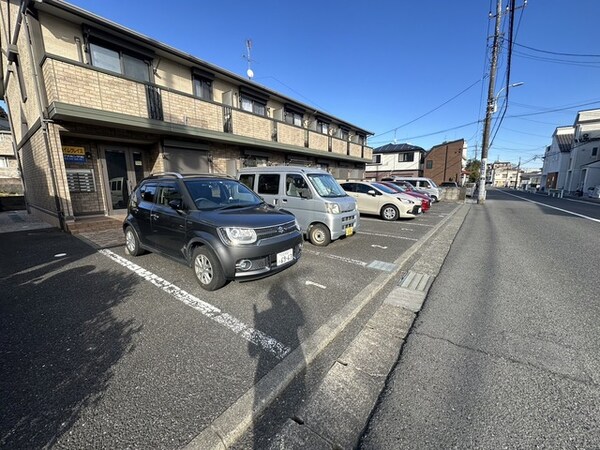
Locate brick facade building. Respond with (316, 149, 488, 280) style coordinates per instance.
(423, 139, 467, 185)
(1, 0, 372, 230)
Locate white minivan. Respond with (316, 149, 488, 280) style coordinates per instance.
(381, 176, 442, 202)
(238, 166, 359, 246)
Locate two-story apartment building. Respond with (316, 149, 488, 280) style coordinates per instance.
(364, 143, 426, 180)
(422, 139, 467, 186)
(564, 109, 600, 194)
(540, 126, 573, 191)
(0, 0, 372, 230)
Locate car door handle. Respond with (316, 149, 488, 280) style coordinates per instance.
(150, 213, 159, 220)
(281, 198, 287, 203)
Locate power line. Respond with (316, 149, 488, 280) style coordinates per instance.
(372, 78, 483, 139)
(513, 42, 600, 58)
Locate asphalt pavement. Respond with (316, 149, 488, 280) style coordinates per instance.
(0, 202, 465, 449)
(359, 189, 600, 449)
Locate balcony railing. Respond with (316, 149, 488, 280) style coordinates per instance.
(42, 56, 371, 159)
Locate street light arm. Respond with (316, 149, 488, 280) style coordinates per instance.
(493, 82, 524, 112)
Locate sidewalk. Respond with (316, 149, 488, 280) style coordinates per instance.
(0, 210, 53, 234)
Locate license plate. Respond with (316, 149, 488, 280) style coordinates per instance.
(276, 248, 294, 266)
(345, 226, 353, 236)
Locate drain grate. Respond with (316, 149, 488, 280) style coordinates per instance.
(398, 270, 433, 292)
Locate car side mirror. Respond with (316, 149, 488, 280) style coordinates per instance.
(367, 189, 377, 196)
(168, 199, 184, 211)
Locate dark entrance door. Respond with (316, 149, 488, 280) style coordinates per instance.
(103, 146, 146, 213)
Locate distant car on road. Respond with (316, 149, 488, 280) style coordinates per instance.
(340, 181, 421, 221)
(123, 172, 302, 291)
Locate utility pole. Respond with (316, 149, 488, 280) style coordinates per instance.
(478, 0, 503, 204)
(515, 156, 521, 189)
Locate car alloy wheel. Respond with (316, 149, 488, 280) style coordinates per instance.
(192, 247, 226, 291)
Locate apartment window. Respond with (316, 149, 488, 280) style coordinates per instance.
(0, 157, 8, 168)
(240, 95, 266, 116)
(284, 110, 303, 126)
(593, 147, 598, 157)
(426, 160, 433, 169)
(340, 129, 349, 140)
(89, 42, 150, 82)
(317, 120, 329, 135)
(372, 154, 381, 164)
(193, 76, 213, 101)
(398, 152, 414, 162)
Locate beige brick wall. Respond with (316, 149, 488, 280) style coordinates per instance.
(308, 131, 328, 152)
(277, 123, 305, 147)
(19, 129, 59, 214)
(349, 142, 363, 158)
(162, 90, 223, 131)
(211, 144, 241, 175)
(331, 138, 347, 155)
(231, 110, 271, 141)
(43, 59, 146, 117)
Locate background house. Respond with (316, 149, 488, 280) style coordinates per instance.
(488, 161, 520, 188)
(423, 139, 467, 186)
(564, 109, 600, 194)
(364, 143, 426, 180)
(540, 126, 573, 191)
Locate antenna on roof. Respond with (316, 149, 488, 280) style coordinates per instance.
(243, 39, 254, 80)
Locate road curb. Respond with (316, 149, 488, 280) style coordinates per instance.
(184, 203, 470, 450)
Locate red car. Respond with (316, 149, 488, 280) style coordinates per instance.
(379, 181, 431, 212)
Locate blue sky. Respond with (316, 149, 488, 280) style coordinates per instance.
(47, 2, 600, 168)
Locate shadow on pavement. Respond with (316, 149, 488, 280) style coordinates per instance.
(0, 230, 141, 448)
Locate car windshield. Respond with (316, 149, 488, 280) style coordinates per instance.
(371, 182, 397, 194)
(429, 180, 439, 188)
(384, 183, 405, 192)
(307, 173, 347, 198)
(185, 179, 262, 211)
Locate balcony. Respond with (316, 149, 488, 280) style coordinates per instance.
(42, 56, 371, 161)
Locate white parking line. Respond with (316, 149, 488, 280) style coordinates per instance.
(499, 191, 600, 224)
(371, 244, 388, 249)
(359, 231, 418, 241)
(303, 249, 368, 267)
(360, 217, 434, 227)
(99, 249, 290, 359)
(305, 280, 327, 289)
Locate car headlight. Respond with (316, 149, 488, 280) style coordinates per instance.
(325, 203, 341, 214)
(218, 227, 257, 245)
(398, 197, 414, 204)
(294, 218, 301, 231)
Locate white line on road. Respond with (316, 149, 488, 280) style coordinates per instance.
(305, 280, 327, 289)
(99, 249, 291, 359)
(499, 191, 600, 224)
(371, 244, 388, 249)
(359, 231, 418, 241)
(303, 249, 368, 267)
(360, 217, 434, 227)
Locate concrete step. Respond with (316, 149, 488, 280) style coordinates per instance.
(66, 217, 123, 234)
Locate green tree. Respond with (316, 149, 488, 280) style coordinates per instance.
(465, 159, 481, 183)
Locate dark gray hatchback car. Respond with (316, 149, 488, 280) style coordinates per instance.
(123, 172, 302, 291)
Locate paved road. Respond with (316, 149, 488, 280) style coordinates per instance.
(360, 189, 600, 449)
(0, 203, 458, 448)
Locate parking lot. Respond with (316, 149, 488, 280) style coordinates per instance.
(1, 202, 460, 448)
